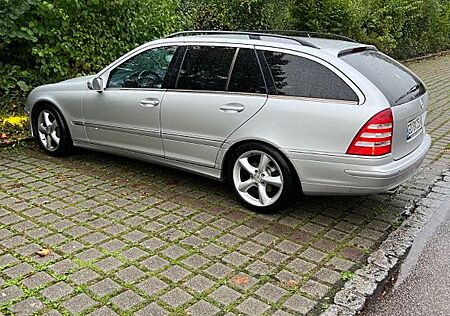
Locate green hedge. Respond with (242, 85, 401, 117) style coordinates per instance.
(1, 0, 449, 117)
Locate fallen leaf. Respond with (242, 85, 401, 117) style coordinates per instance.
(231, 275, 249, 286)
(286, 279, 298, 287)
(36, 248, 52, 257)
(0, 133, 7, 139)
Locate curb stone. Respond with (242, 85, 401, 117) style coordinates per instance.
(321, 166, 450, 315)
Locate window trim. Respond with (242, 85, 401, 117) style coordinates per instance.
(255, 45, 365, 105)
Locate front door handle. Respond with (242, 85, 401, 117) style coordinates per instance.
(220, 103, 245, 113)
(140, 98, 159, 107)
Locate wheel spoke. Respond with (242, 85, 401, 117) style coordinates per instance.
(50, 131, 60, 145)
(45, 134, 53, 149)
(43, 112, 52, 127)
(258, 154, 271, 173)
(38, 123, 46, 133)
(238, 179, 255, 193)
(264, 175, 282, 188)
(258, 184, 270, 205)
(50, 120, 58, 131)
(238, 157, 257, 175)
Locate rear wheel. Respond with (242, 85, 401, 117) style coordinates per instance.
(227, 143, 295, 212)
(33, 105, 72, 156)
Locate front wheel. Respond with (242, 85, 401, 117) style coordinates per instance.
(227, 143, 295, 212)
(33, 105, 72, 156)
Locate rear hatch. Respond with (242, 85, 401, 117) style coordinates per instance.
(341, 49, 428, 160)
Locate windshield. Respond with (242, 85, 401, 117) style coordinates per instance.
(341, 50, 426, 106)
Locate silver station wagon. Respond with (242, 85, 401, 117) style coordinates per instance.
(25, 31, 431, 212)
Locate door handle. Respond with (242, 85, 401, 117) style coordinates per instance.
(220, 103, 245, 113)
(140, 98, 159, 107)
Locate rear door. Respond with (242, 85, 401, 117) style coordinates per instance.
(161, 44, 268, 167)
(341, 50, 428, 160)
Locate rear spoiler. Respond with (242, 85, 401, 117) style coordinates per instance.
(338, 45, 377, 57)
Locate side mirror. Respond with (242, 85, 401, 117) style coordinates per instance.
(91, 77, 104, 92)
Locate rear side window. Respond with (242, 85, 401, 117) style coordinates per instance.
(177, 46, 236, 91)
(228, 48, 266, 94)
(341, 50, 425, 105)
(263, 51, 359, 102)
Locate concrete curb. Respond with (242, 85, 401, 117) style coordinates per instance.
(402, 50, 450, 63)
(321, 165, 450, 316)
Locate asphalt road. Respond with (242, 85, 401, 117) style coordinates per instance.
(364, 195, 450, 316)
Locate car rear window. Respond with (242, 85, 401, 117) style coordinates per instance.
(228, 48, 266, 94)
(262, 51, 359, 102)
(177, 46, 236, 91)
(340, 50, 425, 106)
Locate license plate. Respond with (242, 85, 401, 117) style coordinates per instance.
(406, 116, 422, 140)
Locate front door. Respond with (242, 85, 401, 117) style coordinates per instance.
(83, 46, 177, 157)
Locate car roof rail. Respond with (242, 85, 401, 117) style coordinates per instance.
(249, 30, 357, 43)
(166, 30, 319, 49)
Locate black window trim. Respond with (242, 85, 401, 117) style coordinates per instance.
(256, 46, 365, 105)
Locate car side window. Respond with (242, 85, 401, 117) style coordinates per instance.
(107, 46, 177, 89)
(263, 51, 359, 102)
(176, 46, 236, 91)
(228, 48, 267, 94)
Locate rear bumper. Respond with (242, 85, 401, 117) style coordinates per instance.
(287, 134, 431, 195)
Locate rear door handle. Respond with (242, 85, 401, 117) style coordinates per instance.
(220, 103, 245, 113)
(140, 98, 159, 107)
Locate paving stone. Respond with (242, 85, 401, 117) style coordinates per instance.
(237, 297, 270, 316)
(76, 248, 103, 262)
(160, 265, 191, 282)
(135, 303, 168, 316)
(255, 283, 288, 302)
(328, 257, 356, 272)
(62, 293, 96, 314)
(95, 257, 123, 272)
(182, 254, 210, 270)
(9, 297, 44, 315)
(301, 279, 330, 299)
(209, 285, 241, 305)
(300, 247, 328, 263)
(223, 251, 251, 267)
(115, 266, 146, 283)
(286, 258, 315, 273)
(137, 277, 168, 296)
(262, 249, 289, 264)
(246, 260, 274, 275)
(141, 237, 166, 250)
(315, 268, 342, 285)
(205, 262, 233, 279)
(276, 240, 302, 254)
(283, 294, 316, 314)
(22, 272, 54, 289)
(161, 244, 188, 259)
(141, 255, 169, 271)
(41, 282, 73, 301)
(3, 262, 34, 279)
(111, 290, 144, 311)
(70, 268, 99, 284)
(89, 306, 119, 316)
(239, 241, 265, 255)
(201, 243, 226, 257)
(0, 286, 23, 304)
(187, 300, 220, 316)
(160, 288, 193, 308)
(184, 275, 215, 293)
(121, 247, 147, 261)
(101, 239, 126, 252)
(50, 259, 77, 275)
(89, 278, 121, 297)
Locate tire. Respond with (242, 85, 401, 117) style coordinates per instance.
(226, 142, 295, 213)
(32, 104, 73, 157)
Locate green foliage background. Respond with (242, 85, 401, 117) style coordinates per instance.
(1, 0, 450, 116)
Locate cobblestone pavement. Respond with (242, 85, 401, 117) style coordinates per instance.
(0, 55, 449, 316)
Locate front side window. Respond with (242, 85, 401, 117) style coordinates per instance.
(176, 46, 236, 91)
(107, 46, 177, 89)
(263, 51, 359, 102)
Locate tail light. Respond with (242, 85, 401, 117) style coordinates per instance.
(347, 108, 393, 156)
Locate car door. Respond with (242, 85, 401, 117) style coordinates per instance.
(83, 45, 177, 157)
(161, 44, 268, 167)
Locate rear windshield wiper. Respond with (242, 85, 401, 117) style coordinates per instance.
(394, 83, 422, 104)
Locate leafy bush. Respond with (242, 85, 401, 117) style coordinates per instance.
(0, 0, 181, 116)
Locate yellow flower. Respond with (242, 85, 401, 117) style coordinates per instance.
(2, 116, 28, 128)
